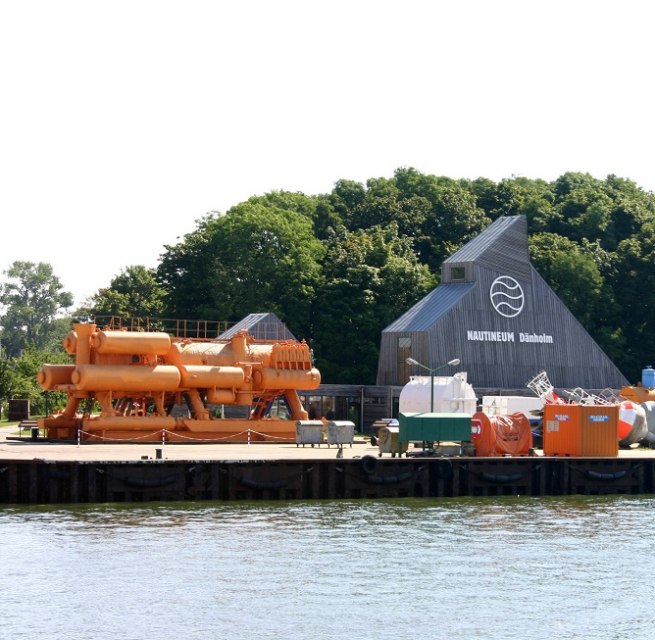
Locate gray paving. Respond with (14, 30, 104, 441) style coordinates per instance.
(0, 424, 375, 462)
(2, 424, 653, 462)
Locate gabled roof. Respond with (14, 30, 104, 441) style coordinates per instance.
(383, 283, 475, 332)
(443, 215, 531, 281)
(219, 312, 296, 341)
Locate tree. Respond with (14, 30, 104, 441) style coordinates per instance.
(610, 230, 655, 379)
(330, 179, 367, 224)
(529, 233, 605, 329)
(2, 345, 72, 417)
(418, 183, 491, 270)
(0, 261, 73, 357)
(243, 190, 318, 221)
(82, 265, 167, 320)
(158, 202, 325, 339)
(0, 356, 18, 419)
(312, 224, 436, 383)
(347, 194, 431, 238)
(604, 175, 655, 247)
(156, 213, 220, 320)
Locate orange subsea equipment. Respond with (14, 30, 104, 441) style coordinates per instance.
(620, 385, 655, 404)
(37, 323, 321, 443)
(471, 412, 533, 456)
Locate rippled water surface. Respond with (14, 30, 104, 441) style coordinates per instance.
(2, 496, 654, 639)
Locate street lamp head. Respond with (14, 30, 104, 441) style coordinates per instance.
(406, 357, 460, 369)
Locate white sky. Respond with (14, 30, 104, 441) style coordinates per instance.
(1, 0, 654, 307)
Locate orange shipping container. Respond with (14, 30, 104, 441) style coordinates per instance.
(543, 404, 618, 457)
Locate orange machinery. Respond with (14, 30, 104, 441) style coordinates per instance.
(619, 385, 655, 404)
(38, 323, 321, 443)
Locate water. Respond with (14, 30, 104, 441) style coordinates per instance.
(1, 496, 654, 640)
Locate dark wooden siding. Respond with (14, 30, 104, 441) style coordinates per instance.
(378, 266, 628, 389)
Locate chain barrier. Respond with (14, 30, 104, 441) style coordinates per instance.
(78, 429, 166, 443)
(75, 428, 293, 444)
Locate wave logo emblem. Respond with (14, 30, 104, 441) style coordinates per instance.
(489, 276, 525, 318)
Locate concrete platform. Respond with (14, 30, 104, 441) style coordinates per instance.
(2, 423, 655, 462)
(4, 424, 655, 504)
(0, 424, 376, 462)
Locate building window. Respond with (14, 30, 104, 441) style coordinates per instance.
(450, 266, 466, 281)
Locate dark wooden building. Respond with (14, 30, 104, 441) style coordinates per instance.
(376, 215, 628, 391)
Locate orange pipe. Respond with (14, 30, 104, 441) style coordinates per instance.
(92, 330, 172, 356)
(72, 365, 181, 391)
(206, 389, 237, 404)
(253, 367, 321, 390)
(37, 364, 75, 390)
(284, 390, 309, 420)
(74, 323, 96, 365)
(63, 331, 78, 355)
(179, 365, 244, 388)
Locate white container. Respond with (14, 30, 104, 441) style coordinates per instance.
(481, 395, 544, 418)
(327, 420, 355, 446)
(399, 372, 477, 415)
(295, 420, 324, 446)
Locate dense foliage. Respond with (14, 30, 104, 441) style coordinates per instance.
(2, 168, 655, 417)
(0, 262, 74, 417)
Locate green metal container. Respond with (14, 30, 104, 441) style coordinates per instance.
(398, 412, 472, 443)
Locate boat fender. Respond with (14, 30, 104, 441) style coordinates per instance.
(584, 469, 628, 481)
(434, 458, 453, 479)
(479, 471, 524, 484)
(239, 477, 289, 490)
(366, 471, 414, 485)
(123, 475, 180, 488)
(49, 469, 71, 480)
(360, 455, 378, 475)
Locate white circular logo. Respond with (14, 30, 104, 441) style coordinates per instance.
(489, 276, 524, 318)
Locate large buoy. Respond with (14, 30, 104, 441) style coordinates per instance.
(618, 400, 647, 446)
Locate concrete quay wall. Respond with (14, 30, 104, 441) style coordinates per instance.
(1, 455, 654, 504)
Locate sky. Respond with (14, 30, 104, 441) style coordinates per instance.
(1, 0, 654, 307)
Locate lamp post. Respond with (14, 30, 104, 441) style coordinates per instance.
(405, 357, 461, 413)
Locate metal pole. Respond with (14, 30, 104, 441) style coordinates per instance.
(430, 372, 434, 413)
(405, 357, 460, 415)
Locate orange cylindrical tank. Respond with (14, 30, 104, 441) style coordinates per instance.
(167, 335, 278, 368)
(63, 331, 78, 355)
(72, 365, 181, 391)
(206, 388, 237, 404)
(92, 331, 172, 356)
(253, 367, 321, 390)
(166, 341, 235, 367)
(234, 389, 254, 405)
(179, 365, 244, 388)
(37, 364, 76, 390)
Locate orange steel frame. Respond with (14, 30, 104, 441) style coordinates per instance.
(38, 323, 321, 443)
